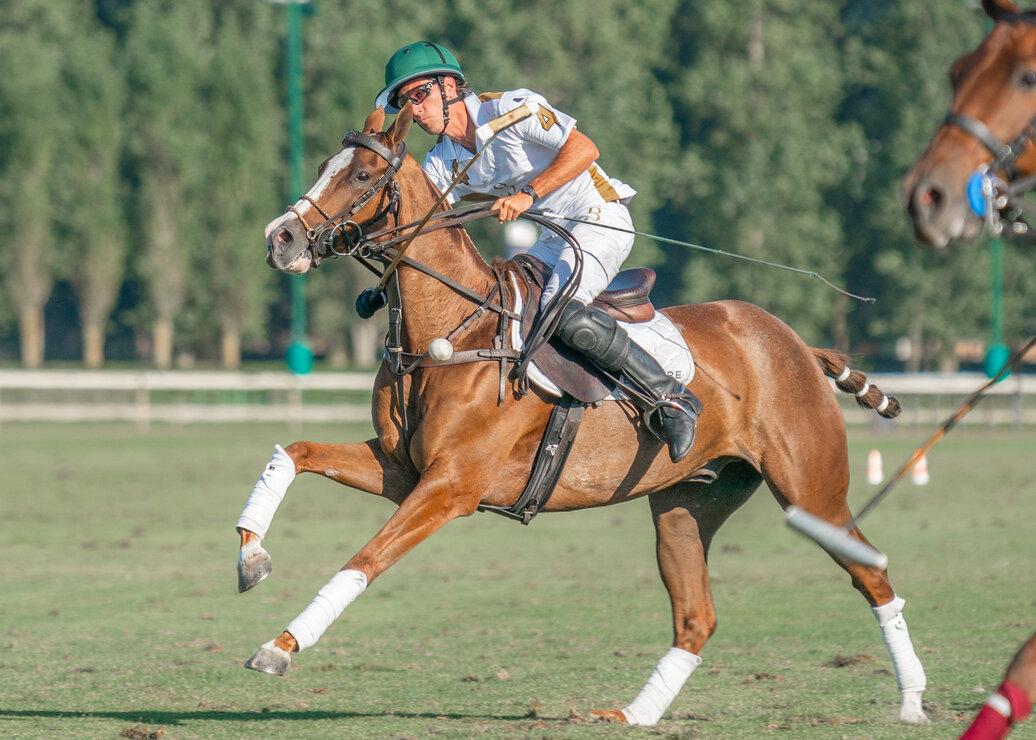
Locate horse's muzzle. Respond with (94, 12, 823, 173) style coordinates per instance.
(900, 162, 982, 249)
(266, 215, 313, 273)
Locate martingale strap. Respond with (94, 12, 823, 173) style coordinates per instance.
(478, 395, 586, 525)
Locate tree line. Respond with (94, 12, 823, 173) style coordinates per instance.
(1, 0, 1033, 371)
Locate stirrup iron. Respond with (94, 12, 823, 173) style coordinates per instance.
(642, 393, 700, 444)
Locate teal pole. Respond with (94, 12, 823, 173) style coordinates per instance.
(983, 237, 1009, 379)
(974, 9, 1009, 380)
(283, 0, 313, 375)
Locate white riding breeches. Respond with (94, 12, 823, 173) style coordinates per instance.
(528, 201, 634, 309)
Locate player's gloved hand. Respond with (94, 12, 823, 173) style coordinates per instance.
(355, 287, 388, 319)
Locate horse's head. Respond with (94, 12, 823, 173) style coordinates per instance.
(901, 0, 1036, 248)
(265, 105, 413, 273)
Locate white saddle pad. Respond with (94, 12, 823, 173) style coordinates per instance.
(508, 275, 694, 401)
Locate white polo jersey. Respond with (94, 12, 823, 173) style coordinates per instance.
(422, 89, 636, 219)
(422, 89, 637, 307)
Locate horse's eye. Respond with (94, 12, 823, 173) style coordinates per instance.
(1020, 69, 1036, 89)
(356, 171, 371, 183)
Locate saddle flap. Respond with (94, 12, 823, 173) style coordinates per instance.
(511, 256, 612, 403)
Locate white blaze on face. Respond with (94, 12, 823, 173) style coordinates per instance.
(263, 147, 356, 238)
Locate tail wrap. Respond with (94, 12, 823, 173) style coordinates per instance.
(813, 349, 901, 419)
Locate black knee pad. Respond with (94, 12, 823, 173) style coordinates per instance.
(554, 301, 630, 371)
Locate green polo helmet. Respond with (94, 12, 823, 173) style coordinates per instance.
(375, 41, 464, 113)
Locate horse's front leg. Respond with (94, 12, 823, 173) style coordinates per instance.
(244, 461, 482, 675)
(236, 439, 415, 593)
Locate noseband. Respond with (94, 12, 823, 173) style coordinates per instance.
(287, 131, 408, 260)
(943, 112, 1036, 176)
(943, 111, 1036, 239)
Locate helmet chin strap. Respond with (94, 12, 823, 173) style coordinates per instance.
(435, 75, 465, 137)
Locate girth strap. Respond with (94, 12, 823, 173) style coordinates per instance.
(478, 395, 586, 525)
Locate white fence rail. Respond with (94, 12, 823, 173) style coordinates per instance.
(0, 369, 377, 429)
(0, 369, 1034, 429)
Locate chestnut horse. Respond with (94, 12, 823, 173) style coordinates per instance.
(235, 103, 929, 726)
(903, 1, 1036, 735)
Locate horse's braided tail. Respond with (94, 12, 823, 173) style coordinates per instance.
(812, 348, 901, 419)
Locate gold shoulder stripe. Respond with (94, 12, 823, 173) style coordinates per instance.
(587, 165, 620, 203)
(478, 92, 504, 101)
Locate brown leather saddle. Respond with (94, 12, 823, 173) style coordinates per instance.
(512, 254, 658, 404)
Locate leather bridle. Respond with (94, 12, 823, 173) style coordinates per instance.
(286, 130, 407, 262)
(943, 110, 1036, 240)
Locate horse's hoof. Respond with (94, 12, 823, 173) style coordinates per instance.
(589, 709, 628, 724)
(237, 541, 272, 593)
(245, 641, 291, 676)
(898, 692, 930, 724)
(900, 709, 930, 724)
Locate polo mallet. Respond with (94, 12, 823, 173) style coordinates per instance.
(786, 334, 1036, 569)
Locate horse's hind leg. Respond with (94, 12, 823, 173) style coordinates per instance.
(762, 440, 929, 724)
(593, 466, 761, 726)
(235, 440, 414, 593)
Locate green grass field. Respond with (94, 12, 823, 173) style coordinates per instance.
(1, 421, 1034, 739)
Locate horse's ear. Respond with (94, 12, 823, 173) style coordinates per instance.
(982, 0, 1021, 20)
(363, 107, 386, 135)
(386, 102, 413, 148)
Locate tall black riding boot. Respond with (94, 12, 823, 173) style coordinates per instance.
(554, 301, 702, 463)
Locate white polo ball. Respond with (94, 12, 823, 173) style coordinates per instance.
(428, 338, 454, 362)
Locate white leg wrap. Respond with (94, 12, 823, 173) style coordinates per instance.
(285, 569, 367, 651)
(237, 444, 296, 540)
(621, 647, 702, 726)
(872, 595, 928, 723)
(872, 595, 926, 692)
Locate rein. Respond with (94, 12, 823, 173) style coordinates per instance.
(347, 204, 584, 381)
(944, 111, 1036, 242)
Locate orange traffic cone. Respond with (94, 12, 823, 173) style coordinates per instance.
(911, 452, 930, 485)
(867, 449, 884, 485)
